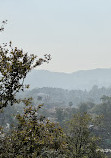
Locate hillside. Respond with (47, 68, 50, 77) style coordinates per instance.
(25, 68, 111, 90)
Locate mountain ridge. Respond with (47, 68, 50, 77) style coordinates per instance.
(25, 68, 111, 90)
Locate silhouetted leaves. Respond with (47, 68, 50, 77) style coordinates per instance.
(0, 43, 51, 109)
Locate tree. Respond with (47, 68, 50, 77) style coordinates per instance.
(0, 21, 67, 158)
(66, 113, 105, 158)
(69, 101, 73, 108)
(55, 108, 64, 125)
(0, 42, 51, 109)
(79, 103, 88, 113)
(93, 96, 111, 148)
(0, 104, 67, 158)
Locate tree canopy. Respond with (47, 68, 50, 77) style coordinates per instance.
(0, 42, 50, 109)
(0, 104, 67, 158)
(66, 113, 105, 158)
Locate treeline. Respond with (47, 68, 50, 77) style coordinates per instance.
(23, 85, 111, 107)
(54, 95, 111, 150)
(0, 102, 107, 158)
(1, 93, 111, 157)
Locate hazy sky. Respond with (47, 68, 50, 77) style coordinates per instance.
(0, 0, 111, 72)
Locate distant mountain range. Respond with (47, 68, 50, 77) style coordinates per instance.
(25, 68, 111, 90)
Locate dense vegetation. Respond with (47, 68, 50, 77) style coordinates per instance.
(1, 68, 111, 157)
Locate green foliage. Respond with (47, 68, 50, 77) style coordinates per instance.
(0, 105, 67, 157)
(93, 96, 111, 148)
(79, 103, 88, 113)
(0, 43, 51, 109)
(55, 108, 64, 124)
(55, 107, 78, 127)
(66, 113, 105, 158)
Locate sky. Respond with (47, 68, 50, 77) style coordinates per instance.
(0, 0, 111, 73)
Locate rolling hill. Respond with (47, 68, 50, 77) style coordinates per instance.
(25, 68, 111, 90)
